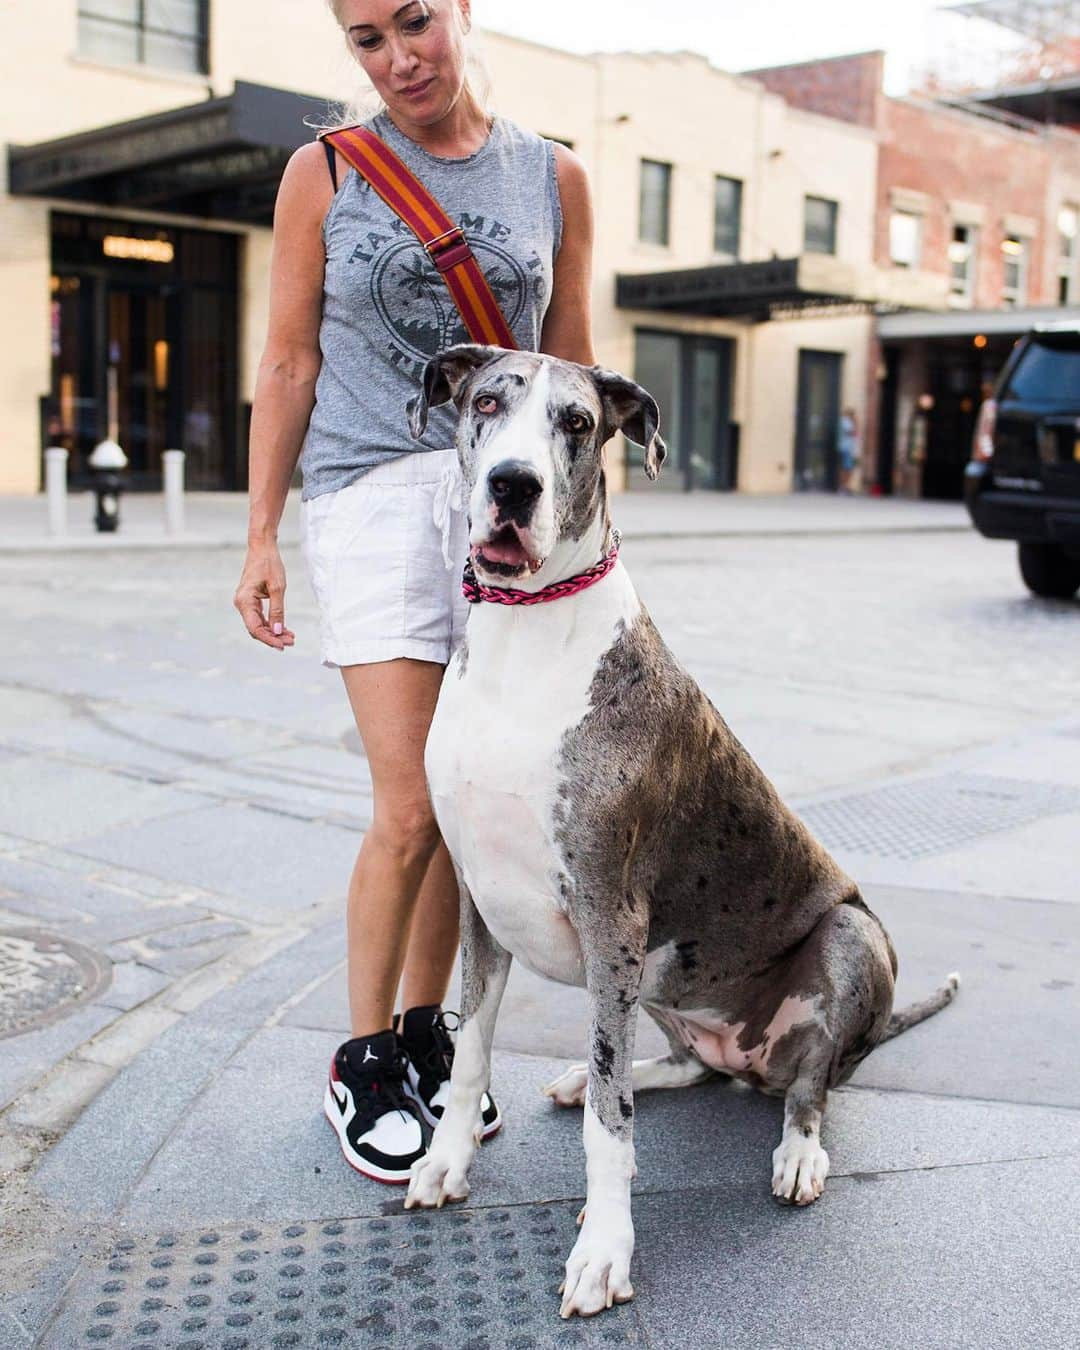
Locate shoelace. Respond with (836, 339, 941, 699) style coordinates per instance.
(413, 1010, 461, 1090)
(351, 1047, 418, 1125)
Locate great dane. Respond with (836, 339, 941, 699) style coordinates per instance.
(402, 345, 959, 1318)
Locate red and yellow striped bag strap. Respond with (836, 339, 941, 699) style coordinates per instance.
(319, 124, 518, 350)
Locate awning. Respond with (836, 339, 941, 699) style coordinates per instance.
(7, 80, 332, 225)
(614, 254, 941, 322)
(877, 304, 1080, 341)
(953, 74, 1080, 128)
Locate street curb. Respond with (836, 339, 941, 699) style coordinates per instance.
(0, 523, 972, 555)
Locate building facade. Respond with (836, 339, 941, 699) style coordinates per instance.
(750, 49, 1080, 500)
(2, 6, 928, 497)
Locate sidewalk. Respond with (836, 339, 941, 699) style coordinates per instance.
(0, 485, 969, 551)
(2, 513, 1075, 1349)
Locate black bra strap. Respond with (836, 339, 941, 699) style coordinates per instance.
(323, 138, 339, 192)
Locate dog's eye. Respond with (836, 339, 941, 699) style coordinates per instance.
(567, 412, 592, 434)
(474, 395, 498, 415)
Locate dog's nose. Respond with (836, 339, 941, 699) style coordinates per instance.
(487, 460, 543, 511)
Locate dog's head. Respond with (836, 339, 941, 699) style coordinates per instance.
(408, 345, 666, 582)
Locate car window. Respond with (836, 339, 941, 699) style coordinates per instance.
(1004, 339, 1080, 405)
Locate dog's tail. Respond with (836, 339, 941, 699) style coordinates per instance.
(879, 972, 961, 1043)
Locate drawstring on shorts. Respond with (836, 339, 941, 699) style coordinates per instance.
(432, 454, 465, 569)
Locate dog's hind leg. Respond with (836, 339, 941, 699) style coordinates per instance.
(544, 1007, 711, 1106)
(767, 898, 896, 1206)
(406, 882, 511, 1210)
(771, 1048, 832, 1206)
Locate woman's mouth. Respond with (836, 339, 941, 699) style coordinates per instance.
(400, 77, 435, 99)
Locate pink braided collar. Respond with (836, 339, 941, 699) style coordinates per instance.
(462, 530, 621, 606)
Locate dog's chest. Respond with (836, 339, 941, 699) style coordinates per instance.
(427, 577, 639, 985)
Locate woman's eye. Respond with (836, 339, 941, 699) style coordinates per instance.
(475, 395, 498, 415)
(404, 15, 432, 33)
(356, 36, 380, 50)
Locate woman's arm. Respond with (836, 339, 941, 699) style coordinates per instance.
(539, 144, 596, 367)
(235, 142, 333, 650)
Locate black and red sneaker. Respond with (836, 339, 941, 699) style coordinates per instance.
(323, 1029, 427, 1184)
(395, 1005, 502, 1140)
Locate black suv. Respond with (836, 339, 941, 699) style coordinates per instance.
(965, 324, 1080, 598)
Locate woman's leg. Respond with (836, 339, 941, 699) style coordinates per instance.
(340, 657, 456, 1037)
(401, 841, 459, 1012)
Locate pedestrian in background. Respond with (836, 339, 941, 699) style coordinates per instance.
(839, 406, 861, 494)
(232, 0, 595, 1184)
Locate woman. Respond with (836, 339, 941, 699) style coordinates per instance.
(233, 0, 595, 1183)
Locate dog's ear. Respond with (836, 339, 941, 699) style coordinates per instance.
(407, 344, 505, 439)
(589, 367, 667, 481)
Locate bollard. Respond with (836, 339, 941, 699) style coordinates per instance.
(44, 447, 69, 537)
(162, 449, 186, 536)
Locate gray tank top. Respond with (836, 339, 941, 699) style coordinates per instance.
(300, 112, 562, 500)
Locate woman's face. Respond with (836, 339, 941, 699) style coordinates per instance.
(337, 0, 471, 126)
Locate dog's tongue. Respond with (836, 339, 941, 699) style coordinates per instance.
(475, 536, 529, 567)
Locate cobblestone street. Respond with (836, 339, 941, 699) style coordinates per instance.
(2, 495, 1078, 1349)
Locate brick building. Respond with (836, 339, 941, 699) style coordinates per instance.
(749, 50, 1080, 500)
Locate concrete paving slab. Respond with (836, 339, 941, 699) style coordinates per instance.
(630, 1157, 1079, 1350)
(0, 1002, 120, 1111)
(0, 686, 74, 736)
(0, 757, 207, 847)
(117, 1028, 1079, 1230)
(66, 803, 360, 918)
(856, 884, 1079, 1107)
(835, 809, 1080, 906)
(32, 1019, 253, 1216)
(93, 960, 172, 1012)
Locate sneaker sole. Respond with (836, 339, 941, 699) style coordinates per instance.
(322, 1084, 418, 1185)
(403, 1077, 503, 1140)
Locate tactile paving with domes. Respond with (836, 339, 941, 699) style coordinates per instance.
(46, 1205, 645, 1348)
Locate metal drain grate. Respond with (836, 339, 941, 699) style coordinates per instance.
(798, 773, 1080, 860)
(46, 1205, 643, 1349)
(0, 927, 111, 1038)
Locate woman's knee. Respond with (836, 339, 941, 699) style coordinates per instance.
(368, 797, 442, 866)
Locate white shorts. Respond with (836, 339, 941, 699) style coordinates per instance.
(300, 448, 469, 668)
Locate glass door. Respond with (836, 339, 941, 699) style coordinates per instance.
(106, 282, 178, 485)
(794, 350, 843, 491)
(632, 330, 735, 491)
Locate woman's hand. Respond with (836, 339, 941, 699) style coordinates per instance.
(234, 543, 295, 651)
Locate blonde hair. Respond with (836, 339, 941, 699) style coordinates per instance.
(322, 0, 490, 127)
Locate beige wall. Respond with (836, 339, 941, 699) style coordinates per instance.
(0, 198, 50, 493)
(1, 13, 883, 494)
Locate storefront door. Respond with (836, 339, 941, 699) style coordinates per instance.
(632, 330, 735, 490)
(47, 213, 239, 490)
(105, 281, 179, 486)
(794, 350, 843, 491)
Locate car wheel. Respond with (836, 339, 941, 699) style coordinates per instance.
(1018, 542, 1080, 599)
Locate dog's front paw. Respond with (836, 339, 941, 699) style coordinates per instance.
(771, 1135, 829, 1206)
(558, 1222, 634, 1318)
(404, 1145, 472, 1210)
(542, 1063, 588, 1107)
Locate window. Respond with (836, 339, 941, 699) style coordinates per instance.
(948, 223, 977, 302)
(889, 211, 921, 268)
(1004, 336, 1080, 405)
(1058, 206, 1078, 305)
(804, 196, 838, 255)
(78, 2, 209, 76)
(1001, 232, 1029, 307)
(639, 160, 672, 246)
(713, 176, 742, 260)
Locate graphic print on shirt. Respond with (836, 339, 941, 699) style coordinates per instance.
(346, 202, 547, 375)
